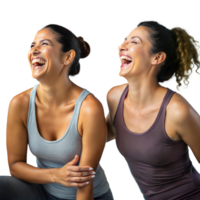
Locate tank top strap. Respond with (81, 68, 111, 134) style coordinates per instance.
(113, 85, 129, 124)
(160, 88, 176, 112)
(72, 89, 91, 119)
(27, 83, 39, 127)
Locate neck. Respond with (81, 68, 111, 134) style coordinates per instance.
(126, 74, 161, 110)
(36, 74, 75, 107)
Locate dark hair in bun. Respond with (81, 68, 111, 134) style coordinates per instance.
(78, 37, 90, 58)
(43, 24, 90, 76)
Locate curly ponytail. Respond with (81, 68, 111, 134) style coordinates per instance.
(138, 21, 200, 87)
(171, 28, 200, 87)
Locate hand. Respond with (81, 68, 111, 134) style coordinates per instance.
(52, 155, 95, 187)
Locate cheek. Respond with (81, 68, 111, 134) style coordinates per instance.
(42, 49, 53, 65)
(135, 50, 147, 60)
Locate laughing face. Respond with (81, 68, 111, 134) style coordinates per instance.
(118, 26, 153, 79)
(28, 28, 66, 81)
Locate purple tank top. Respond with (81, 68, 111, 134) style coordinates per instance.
(114, 85, 200, 200)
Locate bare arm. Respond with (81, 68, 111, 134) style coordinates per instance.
(76, 95, 107, 200)
(4, 94, 54, 184)
(173, 102, 200, 165)
(10, 162, 56, 184)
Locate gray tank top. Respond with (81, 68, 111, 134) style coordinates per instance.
(27, 84, 109, 199)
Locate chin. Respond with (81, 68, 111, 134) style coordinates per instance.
(119, 64, 133, 77)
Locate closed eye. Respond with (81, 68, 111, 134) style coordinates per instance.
(42, 42, 48, 45)
(29, 42, 48, 48)
(120, 42, 137, 44)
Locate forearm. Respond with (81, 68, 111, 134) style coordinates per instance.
(9, 161, 56, 184)
(76, 182, 93, 200)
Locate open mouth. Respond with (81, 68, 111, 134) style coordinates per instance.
(120, 55, 132, 67)
(119, 60, 132, 67)
(33, 63, 45, 69)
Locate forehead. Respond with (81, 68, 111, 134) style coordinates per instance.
(126, 26, 151, 42)
(33, 28, 57, 42)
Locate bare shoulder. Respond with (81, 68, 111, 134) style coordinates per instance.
(80, 93, 104, 118)
(107, 84, 128, 117)
(170, 92, 194, 111)
(74, 83, 105, 110)
(106, 83, 128, 123)
(107, 84, 128, 104)
(169, 92, 200, 124)
(9, 88, 33, 125)
(10, 88, 32, 106)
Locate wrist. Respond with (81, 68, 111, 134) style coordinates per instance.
(50, 168, 58, 183)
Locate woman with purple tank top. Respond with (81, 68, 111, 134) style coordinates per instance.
(106, 21, 200, 199)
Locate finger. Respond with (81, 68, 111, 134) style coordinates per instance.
(80, 167, 93, 171)
(66, 165, 80, 172)
(69, 175, 95, 183)
(74, 171, 96, 177)
(66, 158, 76, 166)
(66, 165, 93, 172)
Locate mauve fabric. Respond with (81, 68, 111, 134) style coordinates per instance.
(114, 85, 200, 200)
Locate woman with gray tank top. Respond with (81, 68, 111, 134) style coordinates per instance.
(0, 25, 113, 200)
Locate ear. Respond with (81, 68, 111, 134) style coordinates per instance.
(64, 50, 76, 65)
(151, 52, 166, 65)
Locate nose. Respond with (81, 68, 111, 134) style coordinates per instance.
(116, 41, 126, 51)
(26, 45, 40, 62)
(118, 42, 128, 52)
(33, 46, 40, 55)
(31, 46, 40, 56)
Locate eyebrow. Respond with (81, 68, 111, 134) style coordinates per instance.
(31, 39, 53, 45)
(125, 36, 142, 42)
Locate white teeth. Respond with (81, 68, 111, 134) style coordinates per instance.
(120, 55, 132, 65)
(120, 56, 132, 61)
(32, 59, 46, 64)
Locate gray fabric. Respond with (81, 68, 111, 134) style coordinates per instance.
(27, 85, 109, 199)
(0, 176, 114, 200)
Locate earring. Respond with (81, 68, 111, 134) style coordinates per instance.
(65, 62, 67, 64)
